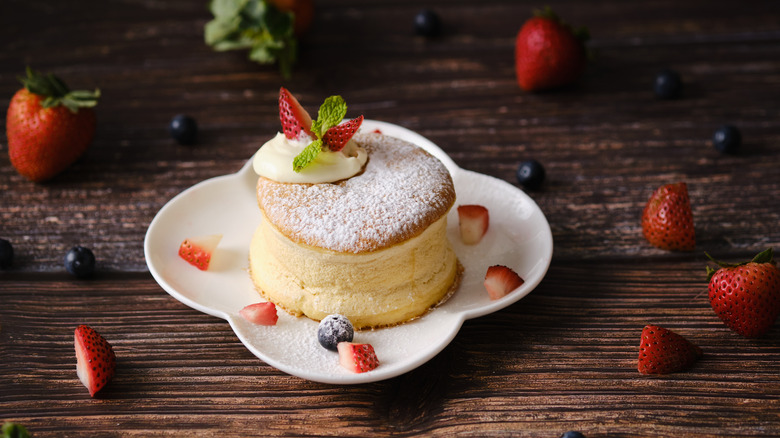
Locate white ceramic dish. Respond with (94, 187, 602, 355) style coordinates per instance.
(144, 120, 553, 384)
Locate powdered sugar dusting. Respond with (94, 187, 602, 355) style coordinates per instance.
(256, 132, 456, 253)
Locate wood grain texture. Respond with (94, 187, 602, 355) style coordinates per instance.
(1, 0, 780, 436)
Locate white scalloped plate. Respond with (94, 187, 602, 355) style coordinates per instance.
(144, 120, 553, 384)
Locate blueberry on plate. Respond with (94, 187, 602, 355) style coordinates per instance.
(712, 124, 741, 154)
(560, 432, 586, 438)
(0, 238, 13, 268)
(516, 159, 545, 190)
(653, 69, 682, 100)
(65, 246, 96, 278)
(317, 314, 354, 351)
(414, 9, 441, 37)
(169, 114, 198, 145)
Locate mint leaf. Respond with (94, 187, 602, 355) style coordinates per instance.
(2, 422, 31, 438)
(210, 0, 249, 20)
(311, 95, 346, 137)
(293, 139, 323, 172)
(204, 0, 297, 78)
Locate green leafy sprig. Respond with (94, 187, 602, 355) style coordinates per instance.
(292, 95, 347, 172)
(205, 0, 297, 78)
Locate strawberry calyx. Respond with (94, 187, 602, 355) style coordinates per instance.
(533, 6, 589, 43)
(20, 67, 100, 114)
(705, 248, 774, 281)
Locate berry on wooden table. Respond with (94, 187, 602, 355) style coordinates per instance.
(169, 114, 198, 145)
(637, 325, 702, 375)
(641, 182, 695, 251)
(414, 9, 442, 37)
(706, 248, 780, 338)
(653, 69, 682, 99)
(515, 8, 589, 92)
(712, 124, 741, 154)
(74, 325, 116, 397)
(6, 67, 99, 182)
(516, 159, 545, 189)
(65, 246, 96, 278)
(0, 239, 13, 268)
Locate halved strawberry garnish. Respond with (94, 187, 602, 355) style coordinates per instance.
(279, 87, 313, 140)
(74, 325, 116, 397)
(178, 234, 222, 271)
(457, 204, 489, 245)
(323, 115, 364, 151)
(484, 265, 524, 300)
(337, 342, 379, 373)
(239, 302, 279, 326)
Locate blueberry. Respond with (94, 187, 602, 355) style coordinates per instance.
(169, 114, 198, 145)
(560, 432, 586, 438)
(712, 124, 741, 154)
(653, 69, 682, 100)
(0, 238, 13, 268)
(65, 246, 95, 278)
(414, 9, 441, 37)
(317, 314, 354, 351)
(516, 159, 545, 190)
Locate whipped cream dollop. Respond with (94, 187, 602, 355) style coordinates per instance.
(252, 132, 368, 183)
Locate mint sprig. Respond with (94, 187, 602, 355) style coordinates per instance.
(205, 0, 297, 78)
(292, 95, 347, 172)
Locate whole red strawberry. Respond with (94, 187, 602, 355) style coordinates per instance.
(515, 8, 589, 92)
(641, 182, 695, 251)
(6, 68, 100, 182)
(706, 248, 780, 338)
(637, 325, 702, 375)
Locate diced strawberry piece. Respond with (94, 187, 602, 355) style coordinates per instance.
(74, 325, 116, 397)
(279, 87, 313, 140)
(484, 265, 524, 300)
(178, 234, 222, 271)
(457, 204, 489, 245)
(323, 115, 364, 151)
(637, 325, 702, 374)
(337, 342, 379, 373)
(239, 302, 279, 326)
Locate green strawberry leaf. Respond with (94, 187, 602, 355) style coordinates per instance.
(705, 247, 774, 281)
(21, 67, 100, 113)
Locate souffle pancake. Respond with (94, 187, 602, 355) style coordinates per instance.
(248, 88, 461, 329)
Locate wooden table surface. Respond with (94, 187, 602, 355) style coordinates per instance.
(2, 1, 780, 436)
